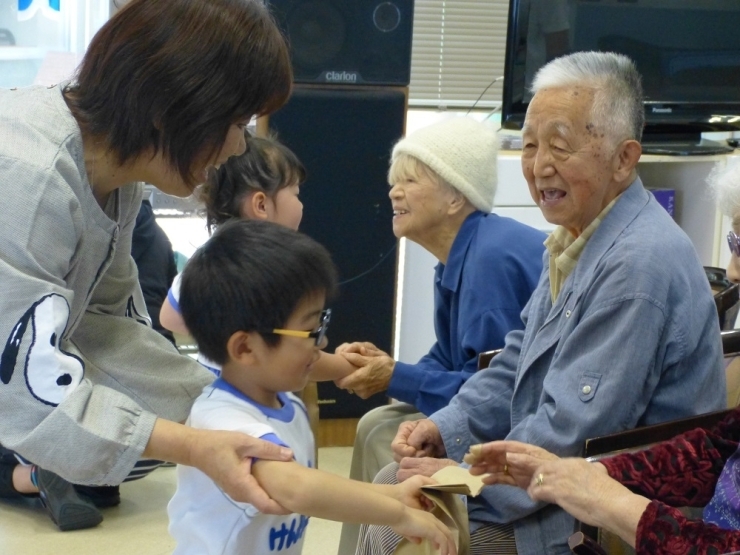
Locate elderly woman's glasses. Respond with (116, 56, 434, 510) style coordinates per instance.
(728, 231, 740, 257)
(269, 309, 332, 346)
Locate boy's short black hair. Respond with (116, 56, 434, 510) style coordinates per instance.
(65, 0, 292, 189)
(199, 133, 307, 233)
(180, 220, 338, 364)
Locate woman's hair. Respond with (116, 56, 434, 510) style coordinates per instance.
(199, 133, 306, 233)
(64, 0, 292, 189)
(180, 219, 338, 364)
(709, 158, 740, 219)
(532, 51, 645, 145)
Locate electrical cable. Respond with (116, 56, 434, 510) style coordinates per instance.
(338, 243, 397, 286)
(466, 76, 504, 116)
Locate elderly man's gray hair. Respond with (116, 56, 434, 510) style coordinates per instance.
(709, 157, 740, 219)
(532, 51, 644, 145)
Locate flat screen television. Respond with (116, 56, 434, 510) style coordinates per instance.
(501, 0, 740, 155)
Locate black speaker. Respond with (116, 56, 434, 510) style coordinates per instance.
(262, 86, 407, 418)
(267, 0, 414, 86)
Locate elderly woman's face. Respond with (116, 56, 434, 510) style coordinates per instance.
(389, 173, 456, 243)
(521, 87, 623, 237)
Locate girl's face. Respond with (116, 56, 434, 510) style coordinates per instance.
(267, 181, 303, 231)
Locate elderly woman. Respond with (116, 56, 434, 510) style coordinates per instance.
(336, 117, 546, 554)
(0, 0, 293, 532)
(355, 52, 726, 555)
(466, 157, 740, 555)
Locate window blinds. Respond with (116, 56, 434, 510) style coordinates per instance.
(409, 1, 509, 109)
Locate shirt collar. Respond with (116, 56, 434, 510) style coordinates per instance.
(211, 378, 295, 422)
(439, 211, 485, 293)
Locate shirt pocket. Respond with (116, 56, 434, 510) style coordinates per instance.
(578, 372, 601, 402)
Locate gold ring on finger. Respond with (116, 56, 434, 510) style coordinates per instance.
(536, 473, 544, 487)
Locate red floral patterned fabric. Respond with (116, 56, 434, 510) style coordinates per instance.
(600, 408, 740, 555)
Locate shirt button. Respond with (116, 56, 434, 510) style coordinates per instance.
(455, 438, 461, 444)
(565, 310, 571, 317)
(582, 385, 592, 394)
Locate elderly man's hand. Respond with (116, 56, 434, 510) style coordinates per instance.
(397, 457, 458, 482)
(391, 419, 446, 462)
(334, 353, 395, 398)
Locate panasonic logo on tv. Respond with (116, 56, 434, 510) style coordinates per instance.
(651, 107, 673, 114)
(324, 71, 358, 83)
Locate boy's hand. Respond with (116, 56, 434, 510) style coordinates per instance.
(392, 474, 436, 510)
(391, 507, 457, 555)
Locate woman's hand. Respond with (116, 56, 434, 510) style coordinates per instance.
(391, 507, 457, 555)
(334, 341, 388, 357)
(465, 440, 647, 548)
(464, 440, 559, 489)
(334, 352, 395, 398)
(189, 429, 296, 514)
(145, 420, 294, 515)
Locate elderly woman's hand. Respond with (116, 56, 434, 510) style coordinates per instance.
(465, 441, 649, 549)
(335, 352, 396, 398)
(397, 457, 458, 482)
(464, 440, 559, 489)
(334, 341, 389, 357)
(518, 456, 647, 547)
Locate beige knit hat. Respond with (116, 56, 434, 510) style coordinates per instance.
(391, 117, 498, 212)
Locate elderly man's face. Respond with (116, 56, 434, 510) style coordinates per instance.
(522, 86, 623, 237)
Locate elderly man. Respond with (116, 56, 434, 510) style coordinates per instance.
(355, 51, 726, 555)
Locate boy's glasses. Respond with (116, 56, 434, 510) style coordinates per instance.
(269, 309, 332, 346)
(728, 231, 740, 257)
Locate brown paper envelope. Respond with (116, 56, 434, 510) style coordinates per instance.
(392, 466, 487, 555)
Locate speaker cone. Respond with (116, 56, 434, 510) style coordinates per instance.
(287, 1, 346, 68)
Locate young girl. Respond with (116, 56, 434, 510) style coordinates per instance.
(160, 134, 355, 381)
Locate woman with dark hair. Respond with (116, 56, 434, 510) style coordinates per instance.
(0, 0, 294, 532)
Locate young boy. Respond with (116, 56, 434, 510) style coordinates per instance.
(168, 219, 456, 555)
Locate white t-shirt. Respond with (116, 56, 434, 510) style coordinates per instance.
(168, 380, 315, 555)
(167, 273, 221, 375)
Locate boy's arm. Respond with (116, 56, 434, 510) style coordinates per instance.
(253, 459, 407, 522)
(308, 352, 356, 382)
(252, 460, 455, 553)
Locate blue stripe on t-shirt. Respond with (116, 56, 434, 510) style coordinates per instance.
(211, 378, 295, 423)
(259, 433, 290, 450)
(167, 288, 181, 313)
